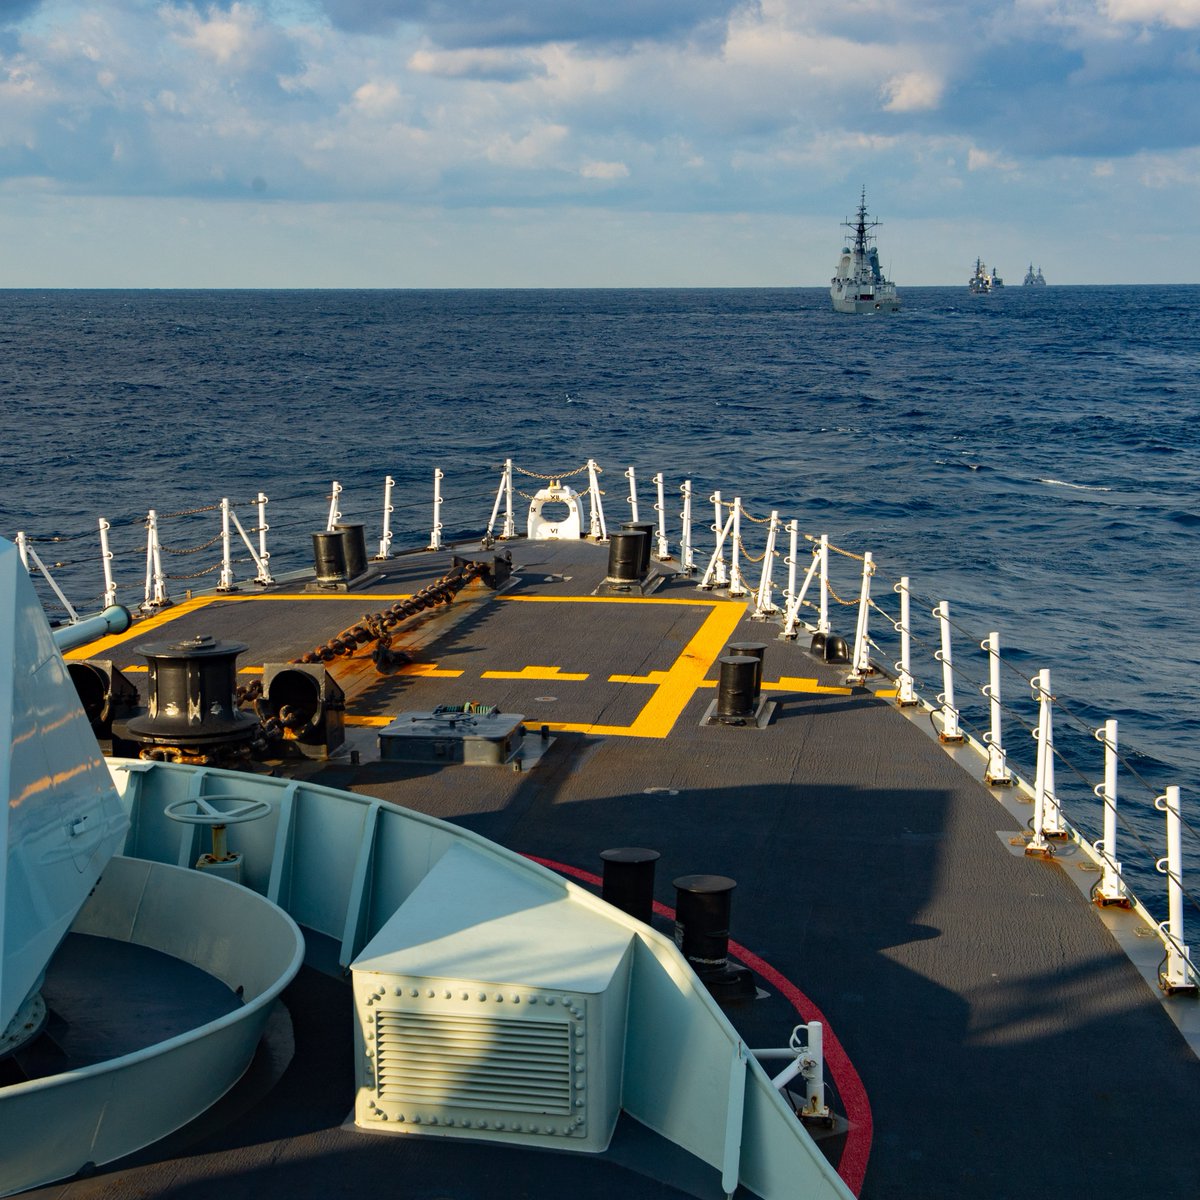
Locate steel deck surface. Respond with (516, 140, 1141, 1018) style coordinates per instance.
(42, 538, 1200, 1200)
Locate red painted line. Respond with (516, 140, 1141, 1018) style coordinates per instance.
(526, 855, 873, 1195)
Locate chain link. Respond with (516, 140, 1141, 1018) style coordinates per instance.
(166, 562, 224, 580)
(160, 532, 223, 555)
(511, 461, 591, 481)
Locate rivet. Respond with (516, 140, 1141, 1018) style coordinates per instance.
(528, 996, 538, 1004)
(495, 993, 503, 1002)
(512, 994, 521, 1003)
(575, 1080, 585, 1089)
(410, 987, 419, 997)
(462, 991, 470, 1000)
(546, 997, 555, 1005)
(412, 1115, 422, 1124)
(575, 1099, 584, 1108)
(427, 988, 435, 998)
(478, 991, 487, 1001)
(394, 986, 402, 996)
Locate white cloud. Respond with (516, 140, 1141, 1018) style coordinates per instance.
(162, 3, 263, 68)
(484, 122, 569, 166)
(967, 146, 1017, 171)
(351, 80, 403, 116)
(580, 159, 629, 179)
(1103, 0, 1200, 29)
(881, 70, 943, 112)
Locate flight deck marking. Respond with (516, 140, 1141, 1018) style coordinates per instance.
(61, 592, 419, 659)
(496, 595, 747, 739)
(66, 591, 751, 742)
(481, 666, 590, 681)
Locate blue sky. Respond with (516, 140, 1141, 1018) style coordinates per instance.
(1, 0, 1197, 285)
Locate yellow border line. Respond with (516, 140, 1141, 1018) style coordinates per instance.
(482, 666, 590, 682)
(65, 588, 761, 742)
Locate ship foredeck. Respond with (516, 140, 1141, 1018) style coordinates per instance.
(48, 537, 1200, 1200)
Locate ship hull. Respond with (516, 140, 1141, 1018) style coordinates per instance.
(830, 289, 901, 314)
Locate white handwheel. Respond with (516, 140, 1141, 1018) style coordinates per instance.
(163, 795, 273, 825)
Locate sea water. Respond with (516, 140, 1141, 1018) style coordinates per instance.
(2, 286, 1197, 911)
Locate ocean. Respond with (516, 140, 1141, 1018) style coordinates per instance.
(2, 285, 1197, 913)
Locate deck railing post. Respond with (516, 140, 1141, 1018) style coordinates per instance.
(1155, 786, 1198, 992)
(652, 472, 670, 559)
(710, 492, 728, 586)
(218, 498, 237, 592)
(1092, 720, 1129, 906)
(932, 601, 963, 742)
(728, 498, 748, 596)
(586, 459, 607, 540)
(699, 500, 735, 591)
(780, 538, 820, 640)
(849, 551, 874, 678)
(679, 480, 694, 573)
(501, 459, 515, 539)
(626, 466, 639, 523)
(142, 509, 169, 612)
(326, 481, 342, 532)
(1027, 668, 1065, 854)
(17, 531, 80, 622)
(99, 518, 118, 608)
(429, 468, 444, 551)
(980, 632, 1012, 784)
(753, 511, 781, 617)
(782, 520, 799, 625)
(256, 493, 272, 582)
(817, 535, 830, 635)
(376, 476, 394, 560)
(892, 577, 916, 704)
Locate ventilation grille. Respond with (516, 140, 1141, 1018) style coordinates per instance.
(374, 1010, 574, 1115)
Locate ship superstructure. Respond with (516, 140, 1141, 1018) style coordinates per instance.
(830, 190, 901, 313)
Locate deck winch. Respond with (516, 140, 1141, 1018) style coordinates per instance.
(122, 634, 260, 764)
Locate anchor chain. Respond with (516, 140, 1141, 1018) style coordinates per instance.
(293, 559, 488, 669)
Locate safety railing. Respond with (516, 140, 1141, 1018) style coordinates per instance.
(8, 456, 1198, 991)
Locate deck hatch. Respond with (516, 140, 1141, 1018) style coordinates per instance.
(374, 1010, 575, 1113)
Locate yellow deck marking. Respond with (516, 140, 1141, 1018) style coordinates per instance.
(481, 666, 590, 682)
(64, 587, 751, 742)
(63, 595, 216, 658)
(691, 675, 853, 695)
(874, 687, 898, 698)
(62, 591, 420, 659)
(607, 671, 670, 685)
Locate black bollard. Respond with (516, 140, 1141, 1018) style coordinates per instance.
(335, 523, 368, 580)
(672, 874, 756, 1003)
(619, 521, 656, 574)
(312, 530, 348, 586)
(600, 847, 661, 924)
(607, 529, 647, 582)
(726, 641, 767, 699)
(716, 655, 759, 723)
